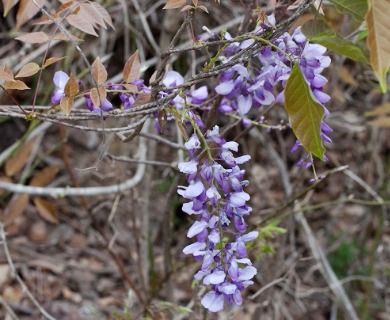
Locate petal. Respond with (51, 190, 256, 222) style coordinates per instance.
(185, 180, 205, 198)
(187, 221, 208, 238)
(51, 90, 64, 105)
(183, 242, 206, 255)
(237, 95, 252, 115)
(191, 86, 208, 101)
(222, 141, 239, 152)
(220, 283, 237, 294)
(201, 291, 224, 312)
(182, 202, 198, 215)
(215, 81, 235, 95)
(178, 160, 198, 174)
(204, 270, 226, 285)
(185, 134, 201, 150)
(235, 155, 251, 164)
(241, 231, 259, 242)
(53, 71, 69, 89)
(163, 71, 184, 87)
(100, 99, 113, 111)
(230, 192, 250, 207)
(238, 266, 257, 281)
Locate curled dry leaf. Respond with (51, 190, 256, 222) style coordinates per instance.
(2, 0, 19, 16)
(133, 92, 151, 107)
(42, 57, 65, 69)
(16, 0, 45, 29)
(33, 197, 58, 224)
(163, 0, 186, 9)
(123, 50, 140, 83)
(4, 80, 30, 90)
(91, 57, 108, 85)
(60, 96, 74, 116)
(5, 138, 36, 177)
(64, 74, 79, 97)
(0, 70, 14, 81)
(15, 62, 40, 78)
(90, 86, 107, 108)
(30, 165, 61, 187)
(16, 31, 49, 44)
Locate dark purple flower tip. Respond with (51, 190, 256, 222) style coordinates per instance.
(51, 90, 64, 105)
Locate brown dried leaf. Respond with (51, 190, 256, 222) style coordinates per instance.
(64, 74, 79, 97)
(83, 3, 106, 28)
(198, 5, 209, 13)
(30, 165, 60, 187)
(91, 57, 107, 85)
(163, 0, 186, 9)
(133, 92, 151, 107)
(33, 13, 59, 26)
(56, 1, 74, 14)
(4, 80, 30, 90)
(16, 31, 49, 44)
(366, 103, 390, 116)
(368, 117, 390, 127)
(4, 194, 29, 224)
(42, 57, 65, 69)
(60, 96, 74, 115)
(34, 198, 58, 224)
(2, 0, 19, 16)
(0, 70, 14, 81)
(123, 50, 140, 83)
(15, 62, 40, 78)
(123, 84, 138, 92)
(52, 32, 83, 42)
(16, 0, 45, 29)
(90, 1, 114, 29)
(67, 10, 98, 36)
(90, 86, 107, 108)
(5, 139, 36, 177)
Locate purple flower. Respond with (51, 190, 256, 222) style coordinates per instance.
(51, 71, 69, 104)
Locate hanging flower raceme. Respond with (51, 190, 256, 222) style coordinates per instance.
(178, 126, 258, 312)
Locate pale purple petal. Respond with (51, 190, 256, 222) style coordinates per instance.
(238, 266, 257, 281)
(230, 192, 250, 207)
(191, 86, 208, 101)
(215, 81, 235, 95)
(182, 202, 198, 215)
(185, 180, 205, 198)
(235, 155, 251, 164)
(53, 71, 69, 89)
(222, 141, 239, 152)
(187, 221, 208, 238)
(204, 270, 226, 285)
(201, 291, 224, 312)
(220, 283, 237, 294)
(185, 134, 201, 150)
(241, 231, 259, 242)
(163, 71, 184, 87)
(51, 90, 64, 104)
(178, 160, 198, 174)
(183, 242, 206, 255)
(237, 95, 252, 115)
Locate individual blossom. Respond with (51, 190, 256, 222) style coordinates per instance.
(51, 71, 69, 104)
(178, 126, 258, 312)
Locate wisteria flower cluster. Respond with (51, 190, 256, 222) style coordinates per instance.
(49, 14, 333, 313)
(178, 126, 258, 312)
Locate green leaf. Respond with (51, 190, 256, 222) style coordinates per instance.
(284, 64, 325, 160)
(302, 19, 336, 39)
(329, 0, 368, 22)
(310, 34, 368, 63)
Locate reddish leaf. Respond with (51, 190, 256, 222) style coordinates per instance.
(15, 62, 40, 78)
(5, 139, 36, 177)
(91, 57, 107, 85)
(42, 57, 65, 69)
(163, 0, 186, 9)
(30, 165, 60, 187)
(64, 74, 79, 97)
(34, 198, 58, 224)
(60, 96, 74, 115)
(90, 86, 107, 108)
(123, 50, 140, 83)
(4, 194, 29, 224)
(123, 84, 139, 92)
(0, 70, 14, 81)
(52, 33, 82, 42)
(33, 13, 59, 26)
(133, 92, 151, 107)
(16, 31, 49, 44)
(4, 80, 30, 90)
(2, 0, 19, 16)
(16, 0, 45, 29)
(67, 10, 98, 36)
(90, 1, 114, 29)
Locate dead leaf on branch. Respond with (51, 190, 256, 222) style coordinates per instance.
(60, 96, 74, 116)
(163, 0, 187, 9)
(123, 50, 140, 83)
(90, 86, 107, 108)
(42, 57, 65, 69)
(64, 74, 79, 97)
(0, 70, 14, 81)
(5, 139, 36, 177)
(16, 0, 45, 29)
(91, 57, 107, 85)
(4, 80, 30, 90)
(2, 0, 19, 16)
(30, 165, 60, 187)
(16, 32, 49, 44)
(15, 62, 40, 78)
